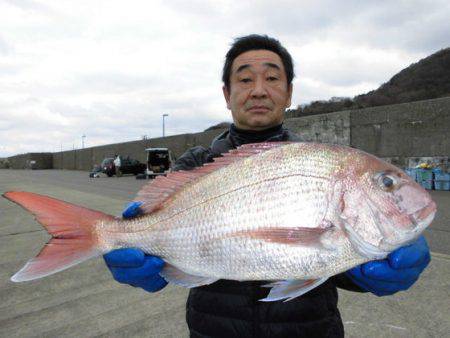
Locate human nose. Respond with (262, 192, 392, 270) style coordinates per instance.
(250, 77, 268, 98)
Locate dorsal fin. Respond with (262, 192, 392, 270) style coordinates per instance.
(135, 142, 294, 214)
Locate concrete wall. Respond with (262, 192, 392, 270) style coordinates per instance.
(7, 153, 53, 170)
(0, 158, 9, 169)
(349, 97, 450, 167)
(52, 129, 227, 171)
(7, 96, 450, 170)
(284, 110, 351, 145)
(283, 97, 449, 167)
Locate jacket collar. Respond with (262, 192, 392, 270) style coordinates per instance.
(210, 124, 299, 156)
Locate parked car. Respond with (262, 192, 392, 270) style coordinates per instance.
(98, 156, 147, 177)
(101, 158, 115, 177)
(119, 156, 147, 176)
(136, 148, 173, 179)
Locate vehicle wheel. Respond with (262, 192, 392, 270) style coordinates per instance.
(136, 173, 147, 180)
(107, 172, 113, 177)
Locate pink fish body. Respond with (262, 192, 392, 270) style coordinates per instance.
(4, 142, 436, 301)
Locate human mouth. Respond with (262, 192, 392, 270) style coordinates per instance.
(247, 105, 271, 113)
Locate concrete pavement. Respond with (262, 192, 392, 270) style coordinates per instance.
(0, 169, 449, 337)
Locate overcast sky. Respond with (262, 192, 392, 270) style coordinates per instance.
(0, 0, 449, 157)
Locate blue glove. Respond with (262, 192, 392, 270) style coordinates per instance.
(122, 201, 144, 218)
(346, 236, 431, 296)
(103, 201, 168, 292)
(104, 248, 168, 292)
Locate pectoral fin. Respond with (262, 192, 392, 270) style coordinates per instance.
(260, 277, 329, 302)
(160, 264, 218, 288)
(236, 224, 335, 248)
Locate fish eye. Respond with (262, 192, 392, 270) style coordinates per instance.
(375, 173, 397, 192)
(382, 176, 394, 188)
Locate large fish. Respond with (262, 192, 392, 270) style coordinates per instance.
(4, 142, 436, 301)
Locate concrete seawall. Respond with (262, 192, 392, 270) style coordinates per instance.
(7, 96, 450, 170)
(7, 153, 53, 170)
(350, 98, 450, 161)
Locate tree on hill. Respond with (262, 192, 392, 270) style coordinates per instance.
(287, 47, 450, 117)
(204, 122, 231, 131)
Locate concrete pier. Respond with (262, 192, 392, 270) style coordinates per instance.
(0, 170, 448, 337)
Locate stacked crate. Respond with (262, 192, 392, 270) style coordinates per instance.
(434, 172, 450, 191)
(405, 168, 418, 181)
(417, 169, 433, 190)
(405, 168, 450, 191)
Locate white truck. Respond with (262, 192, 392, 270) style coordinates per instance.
(137, 148, 173, 179)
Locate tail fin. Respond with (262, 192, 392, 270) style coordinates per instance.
(3, 191, 114, 282)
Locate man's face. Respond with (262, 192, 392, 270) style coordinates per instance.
(223, 49, 293, 131)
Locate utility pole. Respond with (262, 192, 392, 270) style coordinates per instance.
(162, 114, 169, 137)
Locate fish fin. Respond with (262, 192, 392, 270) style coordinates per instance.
(235, 224, 335, 247)
(160, 264, 218, 288)
(3, 191, 113, 282)
(260, 277, 329, 302)
(136, 142, 295, 214)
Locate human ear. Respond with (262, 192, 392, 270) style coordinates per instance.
(286, 83, 293, 107)
(222, 85, 231, 110)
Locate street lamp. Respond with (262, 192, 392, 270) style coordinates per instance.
(81, 134, 86, 149)
(162, 114, 169, 137)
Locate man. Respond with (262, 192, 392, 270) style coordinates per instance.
(104, 35, 430, 337)
(114, 154, 122, 177)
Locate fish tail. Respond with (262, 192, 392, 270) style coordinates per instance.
(3, 191, 114, 282)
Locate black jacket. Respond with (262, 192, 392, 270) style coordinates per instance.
(173, 124, 360, 338)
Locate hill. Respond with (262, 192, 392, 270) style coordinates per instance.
(204, 122, 231, 131)
(287, 47, 450, 117)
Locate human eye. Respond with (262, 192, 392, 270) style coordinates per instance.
(266, 75, 279, 81)
(240, 77, 252, 83)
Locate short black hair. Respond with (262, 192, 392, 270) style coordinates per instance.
(222, 34, 294, 89)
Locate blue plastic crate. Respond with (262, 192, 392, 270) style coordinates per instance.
(417, 169, 433, 181)
(434, 173, 450, 181)
(434, 181, 450, 191)
(420, 180, 433, 190)
(404, 168, 417, 181)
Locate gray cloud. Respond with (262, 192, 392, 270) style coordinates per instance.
(237, 1, 450, 53)
(0, 35, 11, 55)
(3, 0, 56, 14)
(329, 1, 449, 53)
(74, 72, 160, 94)
(0, 1, 449, 157)
(0, 63, 21, 76)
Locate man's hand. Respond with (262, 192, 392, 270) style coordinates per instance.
(104, 248, 168, 292)
(122, 201, 143, 218)
(346, 236, 431, 296)
(103, 201, 168, 292)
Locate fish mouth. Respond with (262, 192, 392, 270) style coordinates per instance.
(409, 200, 437, 228)
(381, 201, 436, 250)
(343, 193, 437, 260)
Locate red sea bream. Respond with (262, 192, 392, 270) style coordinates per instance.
(4, 142, 436, 301)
